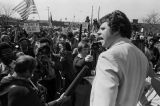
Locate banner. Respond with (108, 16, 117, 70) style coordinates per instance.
(82, 22, 89, 30)
(13, 0, 38, 20)
(24, 22, 40, 33)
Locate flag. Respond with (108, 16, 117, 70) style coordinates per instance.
(13, 0, 38, 20)
(48, 12, 53, 28)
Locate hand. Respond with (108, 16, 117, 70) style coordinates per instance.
(47, 93, 71, 106)
(56, 93, 71, 103)
(85, 55, 93, 62)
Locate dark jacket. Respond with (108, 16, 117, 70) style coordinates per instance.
(60, 51, 75, 89)
(73, 55, 93, 77)
(0, 76, 45, 106)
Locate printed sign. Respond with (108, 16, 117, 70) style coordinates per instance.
(24, 22, 40, 33)
(82, 22, 89, 30)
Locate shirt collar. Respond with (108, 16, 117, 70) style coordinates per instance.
(108, 37, 131, 49)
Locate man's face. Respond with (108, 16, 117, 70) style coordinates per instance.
(58, 43, 64, 51)
(36, 43, 51, 60)
(59, 37, 66, 42)
(81, 47, 90, 56)
(97, 22, 115, 48)
(149, 40, 154, 46)
(20, 40, 28, 52)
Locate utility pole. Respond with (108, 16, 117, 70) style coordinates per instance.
(74, 15, 75, 22)
(47, 7, 50, 20)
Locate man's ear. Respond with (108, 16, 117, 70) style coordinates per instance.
(111, 30, 120, 37)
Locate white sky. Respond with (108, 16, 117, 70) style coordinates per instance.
(0, 0, 160, 22)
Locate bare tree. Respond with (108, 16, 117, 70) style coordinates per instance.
(0, 3, 14, 28)
(142, 11, 160, 33)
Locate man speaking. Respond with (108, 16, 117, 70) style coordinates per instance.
(90, 10, 149, 106)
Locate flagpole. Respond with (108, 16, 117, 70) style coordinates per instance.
(91, 6, 93, 28)
(89, 5, 93, 36)
(98, 6, 100, 21)
(37, 14, 40, 20)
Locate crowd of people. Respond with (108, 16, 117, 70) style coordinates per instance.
(0, 10, 160, 106)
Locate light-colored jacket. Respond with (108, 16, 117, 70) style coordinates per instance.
(90, 38, 149, 106)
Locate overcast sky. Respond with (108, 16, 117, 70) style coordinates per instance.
(0, 0, 160, 22)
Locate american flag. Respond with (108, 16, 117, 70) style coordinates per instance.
(13, 0, 38, 20)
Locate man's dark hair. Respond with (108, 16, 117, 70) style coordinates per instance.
(67, 31, 74, 38)
(18, 38, 31, 44)
(77, 41, 90, 52)
(14, 55, 37, 74)
(100, 10, 132, 39)
(59, 42, 72, 51)
(59, 33, 67, 39)
(149, 37, 157, 45)
(39, 37, 51, 45)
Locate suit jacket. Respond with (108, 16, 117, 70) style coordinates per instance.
(90, 38, 149, 106)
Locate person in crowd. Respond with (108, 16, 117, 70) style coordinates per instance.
(72, 40, 94, 106)
(66, 31, 78, 50)
(73, 40, 94, 76)
(0, 34, 16, 49)
(53, 33, 68, 54)
(18, 38, 35, 57)
(58, 41, 75, 89)
(72, 37, 89, 59)
(0, 34, 11, 43)
(147, 38, 160, 68)
(90, 10, 150, 106)
(58, 33, 67, 43)
(0, 55, 69, 106)
(35, 38, 60, 102)
(0, 42, 16, 81)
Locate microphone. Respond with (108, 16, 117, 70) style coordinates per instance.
(64, 65, 89, 96)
